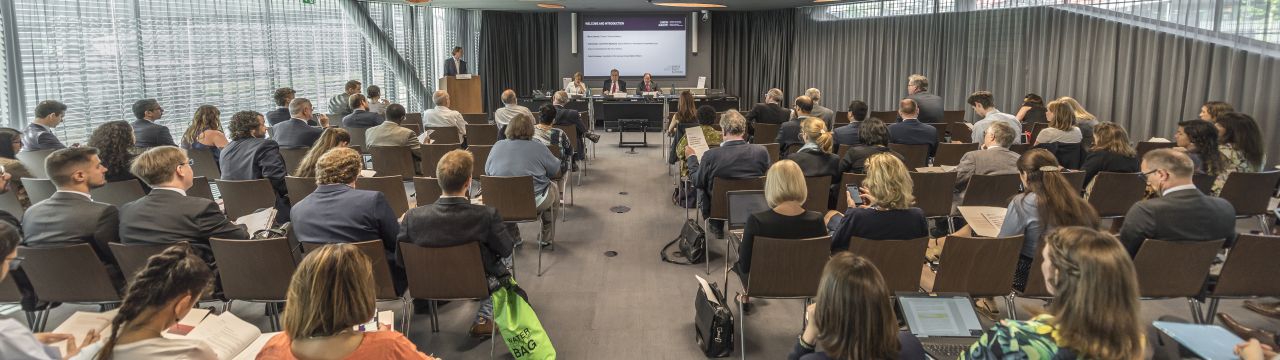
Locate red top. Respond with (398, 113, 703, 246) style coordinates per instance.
(255, 331, 437, 360)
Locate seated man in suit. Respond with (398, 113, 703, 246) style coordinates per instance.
(443, 46, 468, 76)
(293, 147, 403, 293)
(328, 80, 361, 121)
(266, 87, 295, 126)
(366, 104, 422, 172)
(905, 74, 944, 123)
(832, 100, 867, 151)
(23, 100, 69, 151)
(888, 98, 939, 157)
(685, 110, 772, 239)
(790, 88, 835, 129)
(551, 91, 601, 170)
(271, 98, 327, 149)
(777, 96, 815, 154)
(119, 146, 248, 265)
(1118, 149, 1236, 256)
(423, 90, 467, 144)
(954, 122, 1020, 191)
(341, 94, 384, 129)
(221, 110, 291, 223)
(131, 98, 177, 148)
(637, 72, 659, 93)
(840, 119, 905, 174)
(21, 147, 124, 288)
(745, 88, 789, 139)
(398, 149, 515, 338)
(602, 68, 626, 95)
(967, 91, 1022, 144)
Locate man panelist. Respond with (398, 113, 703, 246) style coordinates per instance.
(603, 69, 627, 95)
(444, 46, 468, 76)
(638, 73, 658, 93)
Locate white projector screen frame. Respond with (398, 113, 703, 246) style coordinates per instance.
(581, 14, 687, 77)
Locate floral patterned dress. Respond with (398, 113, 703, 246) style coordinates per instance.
(962, 314, 1079, 359)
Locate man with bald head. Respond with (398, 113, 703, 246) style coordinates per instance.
(423, 90, 467, 143)
(1118, 149, 1235, 256)
(887, 98, 939, 156)
(494, 89, 534, 138)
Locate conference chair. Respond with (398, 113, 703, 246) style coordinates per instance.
(107, 242, 178, 286)
(479, 175, 557, 276)
(836, 172, 868, 211)
(943, 110, 967, 124)
(187, 147, 222, 179)
(1061, 170, 1086, 192)
(709, 177, 767, 274)
(553, 124, 586, 185)
(284, 176, 319, 206)
(427, 126, 462, 145)
(209, 237, 297, 331)
(1008, 143, 1032, 155)
(735, 235, 831, 360)
(923, 234, 1024, 319)
(1132, 239, 1225, 323)
(946, 123, 973, 144)
(870, 111, 897, 123)
(1193, 173, 1215, 194)
(300, 240, 409, 332)
(404, 123, 423, 136)
(404, 113, 423, 129)
(1036, 142, 1085, 170)
(369, 145, 417, 181)
(761, 143, 780, 164)
(888, 143, 928, 169)
(89, 179, 145, 207)
(1202, 234, 1280, 323)
(1028, 123, 1048, 142)
(412, 177, 443, 206)
(15, 150, 56, 179)
(959, 174, 1022, 207)
(190, 176, 215, 201)
(0, 191, 23, 222)
(19, 244, 123, 331)
(933, 143, 979, 167)
(20, 178, 55, 205)
(833, 112, 850, 127)
(836, 144, 853, 160)
(1085, 172, 1145, 219)
(356, 175, 411, 218)
(399, 242, 496, 355)
(462, 113, 488, 125)
(1217, 171, 1280, 232)
(214, 179, 277, 220)
(548, 144, 574, 209)
(751, 123, 780, 145)
(1135, 141, 1175, 159)
(848, 236, 929, 292)
(802, 176, 832, 212)
(927, 123, 948, 144)
(0, 275, 41, 330)
(467, 145, 493, 179)
(345, 127, 370, 155)
(910, 171, 958, 232)
(465, 124, 499, 146)
(279, 147, 310, 175)
(418, 143, 461, 178)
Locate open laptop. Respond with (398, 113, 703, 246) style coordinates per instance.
(897, 292, 985, 359)
(725, 190, 768, 242)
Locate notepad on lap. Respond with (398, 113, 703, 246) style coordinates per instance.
(183, 312, 278, 360)
(957, 206, 1007, 237)
(50, 310, 117, 355)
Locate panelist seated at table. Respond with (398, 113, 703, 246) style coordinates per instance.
(637, 73, 660, 93)
(602, 68, 627, 95)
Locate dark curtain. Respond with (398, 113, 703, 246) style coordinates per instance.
(710, 9, 796, 110)
(479, 12, 558, 113)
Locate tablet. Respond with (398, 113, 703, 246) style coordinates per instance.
(1153, 321, 1244, 360)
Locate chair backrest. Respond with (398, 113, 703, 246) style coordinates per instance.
(18, 244, 121, 303)
(761, 143, 780, 164)
(745, 236, 832, 298)
(1061, 170, 1086, 192)
(284, 176, 319, 206)
(108, 242, 174, 284)
(89, 179, 146, 207)
(1135, 141, 1175, 159)
(888, 143, 928, 168)
(368, 145, 416, 181)
(190, 176, 215, 201)
(468, 145, 493, 178)
(943, 110, 966, 124)
(21, 178, 55, 205)
(802, 176, 832, 212)
(0, 276, 22, 303)
(848, 236, 929, 292)
(1008, 143, 1032, 155)
(210, 237, 296, 302)
(345, 127, 369, 154)
(870, 111, 897, 123)
(932, 235, 1025, 298)
(553, 124, 582, 154)
(960, 174, 1022, 207)
(836, 172, 868, 211)
(16, 149, 56, 179)
(837, 144, 853, 160)
(1132, 239, 1224, 298)
(1218, 171, 1280, 216)
(834, 111, 850, 126)
(427, 126, 461, 144)
(413, 177, 443, 206)
(1020, 243, 1052, 298)
(1212, 234, 1280, 297)
(1029, 122, 1049, 142)
(214, 179, 277, 219)
(399, 242, 490, 300)
(479, 175, 537, 222)
(403, 113, 423, 128)
(462, 113, 488, 125)
(933, 143, 979, 167)
(752, 123, 780, 145)
(279, 147, 311, 175)
(709, 177, 766, 220)
(0, 191, 24, 222)
(418, 143, 460, 178)
(355, 176, 410, 218)
(1036, 142, 1085, 170)
(1192, 173, 1215, 195)
(301, 241, 398, 300)
(466, 124, 498, 146)
(926, 123, 948, 144)
(946, 122, 974, 144)
(909, 171, 958, 218)
(1086, 172, 1145, 217)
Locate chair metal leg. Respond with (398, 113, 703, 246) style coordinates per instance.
(37, 309, 51, 332)
(1005, 294, 1018, 320)
(1205, 298, 1221, 324)
(1189, 298, 1205, 324)
(1259, 215, 1272, 234)
(403, 298, 412, 334)
(490, 320, 498, 359)
(739, 299, 747, 360)
(430, 300, 441, 332)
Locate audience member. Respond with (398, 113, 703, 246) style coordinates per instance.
(963, 227, 1144, 359)
(267, 87, 296, 126)
(87, 121, 141, 184)
(292, 128, 350, 178)
(365, 104, 421, 170)
(535, 104, 573, 172)
(905, 74, 943, 123)
(1236, 340, 1280, 360)
(565, 72, 589, 96)
(494, 89, 534, 134)
(258, 244, 436, 360)
(0, 222, 98, 359)
(221, 110, 291, 222)
(685, 110, 771, 239)
(1034, 99, 1083, 145)
(119, 146, 249, 264)
(130, 99, 176, 148)
(1176, 119, 1228, 191)
(777, 96, 815, 154)
(831, 100, 867, 151)
(423, 90, 467, 143)
(967, 91, 1022, 144)
(1215, 112, 1265, 174)
(366, 85, 391, 115)
(1059, 97, 1097, 148)
(21, 147, 123, 287)
(1081, 122, 1139, 187)
(552, 90, 601, 168)
(887, 98, 939, 157)
(341, 94, 384, 129)
(1200, 100, 1234, 122)
(1015, 93, 1048, 124)
(954, 122, 1020, 191)
(745, 88, 789, 136)
(75, 244, 216, 359)
(666, 91, 700, 164)
(0, 172, 17, 228)
(24, 100, 68, 151)
(734, 160, 827, 284)
(788, 252, 925, 360)
(838, 119, 904, 174)
(399, 150, 515, 338)
(0, 128, 34, 207)
(180, 105, 230, 168)
(602, 68, 626, 94)
(272, 98, 327, 149)
(1118, 148, 1235, 256)
(328, 80, 362, 120)
(788, 117, 839, 207)
(792, 88, 835, 128)
(486, 113, 561, 246)
(826, 153, 928, 250)
(675, 106, 724, 177)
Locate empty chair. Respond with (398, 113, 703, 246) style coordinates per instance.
(1135, 141, 1175, 159)
(189, 176, 215, 201)
(418, 143, 459, 178)
(1131, 239, 1225, 323)
(924, 235, 1025, 316)
(284, 176, 319, 206)
(466, 124, 498, 146)
(909, 171, 958, 230)
(399, 242, 493, 343)
(1217, 171, 1280, 232)
(468, 145, 493, 178)
(279, 147, 310, 175)
(943, 110, 967, 124)
(479, 175, 557, 276)
(751, 123, 780, 145)
(355, 176, 410, 218)
(89, 179, 146, 207)
(427, 126, 462, 144)
(847, 236, 929, 292)
(19, 244, 123, 329)
(209, 237, 297, 330)
(1085, 172, 1145, 219)
(461, 113, 488, 125)
(368, 145, 417, 181)
(959, 173, 1022, 207)
(709, 177, 767, 274)
(1202, 234, 1280, 322)
(933, 143, 979, 167)
(802, 176, 832, 212)
(736, 235, 831, 358)
(214, 179, 277, 220)
(412, 177, 443, 206)
(947, 122, 974, 144)
(403, 113, 423, 129)
(888, 143, 928, 168)
(20, 178, 55, 205)
(345, 127, 369, 154)
(186, 148, 222, 180)
(16, 149, 56, 178)
(108, 242, 176, 284)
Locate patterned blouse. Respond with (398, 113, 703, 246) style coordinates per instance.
(962, 314, 1079, 359)
(1215, 144, 1260, 194)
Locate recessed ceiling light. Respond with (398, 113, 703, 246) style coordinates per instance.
(652, 2, 727, 7)
(536, 3, 565, 8)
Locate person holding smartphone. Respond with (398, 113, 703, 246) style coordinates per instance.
(824, 153, 929, 252)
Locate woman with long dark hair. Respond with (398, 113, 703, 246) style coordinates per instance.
(0, 128, 34, 207)
(789, 252, 925, 359)
(1215, 112, 1264, 174)
(87, 121, 140, 183)
(667, 91, 700, 164)
(292, 128, 351, 178)
(180, 105, 229, 167)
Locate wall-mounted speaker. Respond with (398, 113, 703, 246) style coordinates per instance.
(691, 12, 698, 55)
(571, 13, 578, 55)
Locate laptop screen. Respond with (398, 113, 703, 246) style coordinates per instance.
(726, 190, 768, 228)
(898, 293, 985, 338)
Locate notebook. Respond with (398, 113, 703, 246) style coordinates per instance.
(1153, 321, 1244, 360)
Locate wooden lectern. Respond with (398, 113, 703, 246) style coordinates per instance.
(439, 76, 483, 114)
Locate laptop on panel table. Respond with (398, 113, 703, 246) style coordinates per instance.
(897, 292, 985, 360)
(725, 190, 768, 244)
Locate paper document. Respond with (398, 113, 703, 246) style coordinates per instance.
(684, 126, 711, 159)
(1146, 137, 1172, 143)
(562, 77, 572, 90)
(957, 206, 1007, 237)
(230, 333, 281, 360)
(50, 310, 117, 355)
(695, 275, 720, 306)
(234, 208, 276, 234)
(353, 310, 395, 332)
(456, 74, 472, 80)
(417, 130, 434, 145)
(186, 312, 266, 360)
(915, 166, 956, 173)
(359, 170, 377, 178)
(697, 76, 706, 89)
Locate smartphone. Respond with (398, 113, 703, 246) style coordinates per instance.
(847, 183, 862, 205)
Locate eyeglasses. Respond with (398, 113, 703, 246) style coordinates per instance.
(179, 159, 194, 167)
(1138, 169, 1160, 182)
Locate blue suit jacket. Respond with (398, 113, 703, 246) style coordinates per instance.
(832, 122, 861, 150)
(132, 119, 176, 148)
(292, 184, 399, 253)
(22, 123, 66, 151)
(270, 118, 324, 148)
(444, 58, 468, 76)
(342, 109, 384, 129)
(888, 119, 939, 156)
(265, 107, 291, 126)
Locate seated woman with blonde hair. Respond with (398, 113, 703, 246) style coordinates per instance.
(825, 152, 929, 251)
(734, 160, 828, 309)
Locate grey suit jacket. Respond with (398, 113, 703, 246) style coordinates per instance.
(792, 105, 836, 129)
(954, 147, 1020, 191)
(1118, 188, 1237, 256)
(131, 119, 176, 148)
(119, 189, 248, 263)
(270, 119, 323, 149)
(22, 123, 66, 151)
(365, 122, 420, 150)
(907, 91, 944, 124)
(342, 109, 384, 129)
(220, 137, 289, 199)
(22, 192, 120, 272)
